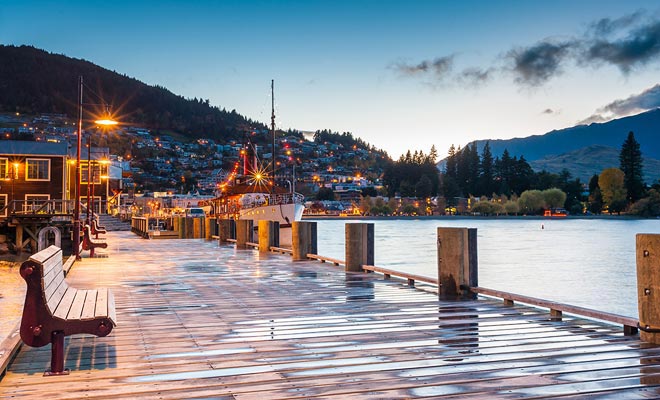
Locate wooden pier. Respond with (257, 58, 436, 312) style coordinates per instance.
(2, 231, 660, 399)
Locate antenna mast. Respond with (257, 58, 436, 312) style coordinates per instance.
(271, 79, 276, 186)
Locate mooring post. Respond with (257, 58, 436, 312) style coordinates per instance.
(292, 221, 317, 261)
(205, 216, 213, 240)
(193, 217, 203, 238)
(345, 223, 374, 273)
(178, 217, 185, 239)
(235, 219, 252, 249)
(637, 234, 660, 344)
(218, 219, 232, 243)
(258, 220, 280, 252)
(437, 227, 478, 300)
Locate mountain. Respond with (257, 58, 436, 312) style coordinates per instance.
(459, 108, 660, 183)
(0, 45, 261, 141)
(471, 108, 660, 161)
(529, 144, 660, 183)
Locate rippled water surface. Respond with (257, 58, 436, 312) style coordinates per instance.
(308, 217, 660, 318)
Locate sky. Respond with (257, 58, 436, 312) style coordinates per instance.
(2, 0, 660, 159)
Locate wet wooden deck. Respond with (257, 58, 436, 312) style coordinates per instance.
(2, 231, 660, 399)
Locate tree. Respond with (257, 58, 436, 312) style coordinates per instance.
(479, 142, 495, 196)
(630, 189, 660, 217)
(599, 168, 627, 214)
(619, 131, 645, 203)
(542, 188, 567, 209)
(359, 196, 372, 215)
(588, 174, 603, 214)
(316, 187, 335, 201)
(415, 175, 433, 198)
(518, 190, 545, 214)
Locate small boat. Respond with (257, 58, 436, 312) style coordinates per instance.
(210, 80, 305, 227)
(543, 208, 568, 217)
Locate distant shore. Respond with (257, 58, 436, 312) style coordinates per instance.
(302, 214, 650, 221)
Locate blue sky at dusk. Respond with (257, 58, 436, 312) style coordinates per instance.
(2, 0, 660, 158)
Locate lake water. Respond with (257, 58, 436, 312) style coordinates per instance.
(307, 217, 660, 319)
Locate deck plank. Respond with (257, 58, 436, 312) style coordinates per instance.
(2, 231, 659, 399)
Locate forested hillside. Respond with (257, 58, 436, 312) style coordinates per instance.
(0, 45, 261, 141)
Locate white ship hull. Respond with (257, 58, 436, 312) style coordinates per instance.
(237, 202, 304, 227)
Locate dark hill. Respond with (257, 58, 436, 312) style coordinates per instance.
(529, 144, 660, 183)
(472, 108, 660, 161)
(0, 45, 261, 140)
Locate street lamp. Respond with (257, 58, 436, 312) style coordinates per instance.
(73, 76, 117, 260)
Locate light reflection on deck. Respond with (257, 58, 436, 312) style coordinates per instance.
(1, 231, 659, 399)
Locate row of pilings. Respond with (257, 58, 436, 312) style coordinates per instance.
(132, 216, 660, 345)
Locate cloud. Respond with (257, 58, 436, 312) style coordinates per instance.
(588, 11, 644, 37)
(391, 55, 455, 79)
(458, 67, 494, 86)
(578, 83, 660, 124)
(390, 11, 660, 88)
(583, 21, 660, 73)
(507, 41, 575, 86)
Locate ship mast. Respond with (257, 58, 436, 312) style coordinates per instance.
(270, 79, 276, 190)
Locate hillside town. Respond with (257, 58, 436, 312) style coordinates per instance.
(0, 111, 391, 218)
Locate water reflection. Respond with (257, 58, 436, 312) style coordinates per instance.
(344, 275, 374, 302)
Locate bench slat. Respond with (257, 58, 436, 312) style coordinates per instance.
(81, 290, 98, 320)
(95, 288, 108, 318)
(53, 287, 77, 320)
(66, 290, 87, 320)
(29, 245, 60, 264)
(46, 278, 69, 315)
(108, 290, 117, 326)
(43, 259, 64, 298)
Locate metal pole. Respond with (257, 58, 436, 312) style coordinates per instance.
(271, 79, 275, 189)
(74, 76, 82, 260)
(86, 134, 91, 226)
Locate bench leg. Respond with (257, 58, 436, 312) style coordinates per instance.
(44, 331, 69, 376)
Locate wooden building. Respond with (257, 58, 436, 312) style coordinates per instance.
(0, 140, 69, 218)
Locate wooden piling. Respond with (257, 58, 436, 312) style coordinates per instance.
(292, 221, 317, 261)
(218, 219, 232, 243)
(437, 227, 478, 300)
(637, 234, 660, 344)
(345, 223, 374, 273)
(205, 217, 213, 240)
(193, 217, 202, 238)
(235, 219, 252, 249)
(258, 220, 280, 252)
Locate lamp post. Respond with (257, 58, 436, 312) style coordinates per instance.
(73, 75, 117, 260)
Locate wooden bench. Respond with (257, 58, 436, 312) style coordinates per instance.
(19, 245, 117, 375)
(91, 218, 107, 238)
(82, 224, 108, 257)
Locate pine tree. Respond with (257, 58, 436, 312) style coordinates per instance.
(619, 131, 645, 203)
(479, 142, 494, 196)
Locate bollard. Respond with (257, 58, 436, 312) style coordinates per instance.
(292, 221, 317, 261)
(178, 217, 185, 239)
(637, 234, 660, 344)
(258, 220, 280, 252)
(193, 217, 202, 238)
(205, 217, 213, 240)
(173, 216, 179, 234)
(345, 223, 374, 273)
(437, 227, 478, 300)
(218, 219, 232, 243)
(235, 219, 253, 249)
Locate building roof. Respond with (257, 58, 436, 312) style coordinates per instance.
(0, 140, 68, 156)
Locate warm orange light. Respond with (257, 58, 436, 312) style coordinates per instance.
(94, 119, 118, 126)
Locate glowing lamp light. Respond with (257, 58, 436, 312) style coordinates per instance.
(94, 119, 118, 126)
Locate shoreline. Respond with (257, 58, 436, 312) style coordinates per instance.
(303, 214, 651, 221)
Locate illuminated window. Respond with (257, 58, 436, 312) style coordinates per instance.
(0, 158, 7, 179)
(81, 162, 103, 184)
(26, 158, 50, 181)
